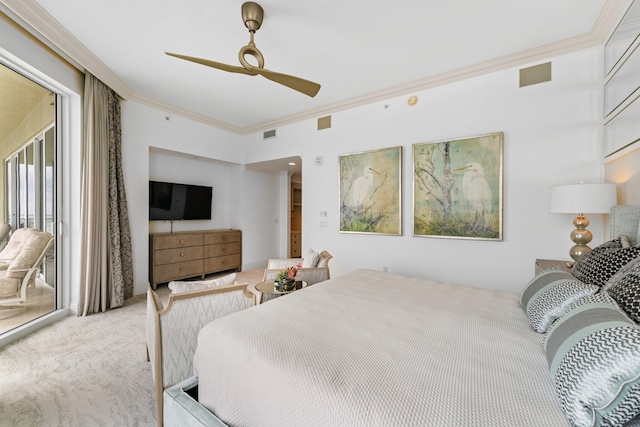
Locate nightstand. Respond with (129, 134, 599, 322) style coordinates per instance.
(535, 259, 573, 275)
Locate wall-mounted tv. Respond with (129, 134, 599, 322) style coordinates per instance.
(149, 181, 212, 221)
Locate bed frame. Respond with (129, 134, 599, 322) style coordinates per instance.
(164, 377, 226, 427)
(162, 205, 640, 427)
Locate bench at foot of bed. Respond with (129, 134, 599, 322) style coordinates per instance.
(163, 377, 228, 427)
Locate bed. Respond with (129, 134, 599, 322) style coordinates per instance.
(166, 206, 640, 427)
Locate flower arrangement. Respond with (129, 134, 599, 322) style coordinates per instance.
(274, 267, 297, 291)
(275, 267, 297, 282)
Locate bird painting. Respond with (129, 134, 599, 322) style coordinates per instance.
(413, 133, 502, 239)
(339, 146, 401, 235)
(454, 162, 493, 228)
(349, 165, 380, 209)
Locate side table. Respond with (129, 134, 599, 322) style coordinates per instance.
(255, 280, 307, 304)
(535, 259, 573, 275)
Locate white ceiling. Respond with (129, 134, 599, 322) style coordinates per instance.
(0, 0, 630, 134)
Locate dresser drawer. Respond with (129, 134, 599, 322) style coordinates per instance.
(204, 231, 241, 245)
(154, 260, 203, 283)
(149, 229, 242, 288)
(204, 254, 241, 273)
(203, 242, 240, 258)
(155, 246, 204, 266)
(154, 234, 203, 250)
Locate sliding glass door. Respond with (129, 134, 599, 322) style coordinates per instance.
(0, 64, 58, 334)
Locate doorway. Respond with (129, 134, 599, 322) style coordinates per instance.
(244, 156, 302, 259)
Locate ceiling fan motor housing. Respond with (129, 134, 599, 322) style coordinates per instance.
(242, 2, 263, 32)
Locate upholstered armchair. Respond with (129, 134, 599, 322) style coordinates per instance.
(146, 281, 256, 427)
(262, 250, 332, 286)
(0, 228, 40, 271)
(0, 223, 11, 250)
(0, 230, 54, 306)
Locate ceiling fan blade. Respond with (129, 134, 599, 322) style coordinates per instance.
(165, 52, 254, 75)
(255, 67, 321, 97)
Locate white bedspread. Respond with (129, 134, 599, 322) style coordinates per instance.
(197, 269, 568, 426)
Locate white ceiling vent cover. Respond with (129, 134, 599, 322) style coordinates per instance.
(263, 129, 277, 140)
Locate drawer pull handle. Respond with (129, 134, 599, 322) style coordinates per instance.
(180, 253, 185, 257)
(180, 267, 185, 271)
(180, 239, 184, 243)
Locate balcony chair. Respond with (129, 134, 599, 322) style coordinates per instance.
(0, 229, 53, 306)
(0, 223, 11, 250)
(0, 227, 41, 271)
(146, 274, 256, 427)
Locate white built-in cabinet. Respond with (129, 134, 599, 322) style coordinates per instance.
(604, 0, 640, 158)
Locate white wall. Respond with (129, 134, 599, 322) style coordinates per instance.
(120, 47, 605, 295)
(148, 149, 235, 233)
(243, 47, 605, 293)
(121, 102, 281, 293)
(236, 168, 281, 270)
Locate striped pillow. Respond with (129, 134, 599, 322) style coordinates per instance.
(519, 267, 598, 332)
(544, 293, 640, 427)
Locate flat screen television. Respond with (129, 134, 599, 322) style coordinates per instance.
(149, 181, 212, 221)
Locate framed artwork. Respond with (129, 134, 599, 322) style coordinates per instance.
(413, 132, 503, 240)
(339, 146, 402, 235)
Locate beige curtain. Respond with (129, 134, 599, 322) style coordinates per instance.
(78, 73, 133, 315)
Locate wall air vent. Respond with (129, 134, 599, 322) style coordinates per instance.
(263, 129, 277, 140)
(519, 62, 551, 88)
(317, 115, 331, 130)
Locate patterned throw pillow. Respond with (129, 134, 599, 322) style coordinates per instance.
(571, 237, 640, 287)
(519, 267, 598, 333)
(544, 293, 640, 427)
(606, 259, 640, 323)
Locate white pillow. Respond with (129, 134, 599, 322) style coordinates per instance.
(302, 249, 319, 268)
(169, 273, 237, 293)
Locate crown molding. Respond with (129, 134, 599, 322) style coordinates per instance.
(0, 0, 630, 136)
(129, 92, 243, 134)
(593, 0, 635, 43)
(132, 27, 607, 136)
(0, 0, 134, 99)
(241, 34, 601, 135)
(241, 1, 628, 135)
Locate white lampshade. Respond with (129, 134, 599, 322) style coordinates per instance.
(549, 183, 617, 214)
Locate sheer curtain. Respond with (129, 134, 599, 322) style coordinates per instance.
(78, 73, 133, 315)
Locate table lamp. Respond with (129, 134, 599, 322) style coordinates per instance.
(548, 183, 616, 262)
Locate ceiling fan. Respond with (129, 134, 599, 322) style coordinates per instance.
(166, 2, 321, 98)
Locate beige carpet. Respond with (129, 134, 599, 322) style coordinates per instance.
(0, 268, 264, 427)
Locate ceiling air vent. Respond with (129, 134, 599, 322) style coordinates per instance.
(317, 115, 331, 130)
(519, 62, 551, 88)
(263, 129, 277, 140)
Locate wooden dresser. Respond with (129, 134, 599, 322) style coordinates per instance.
(149, 229, 241, 289)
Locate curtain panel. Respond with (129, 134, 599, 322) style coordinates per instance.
(79, 73, 133, 315)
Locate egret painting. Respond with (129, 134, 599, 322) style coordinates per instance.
(339, 146, 402, 235)
(413, 132, 503, 240)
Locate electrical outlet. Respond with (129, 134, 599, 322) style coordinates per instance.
(320, 220, 328, 228)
